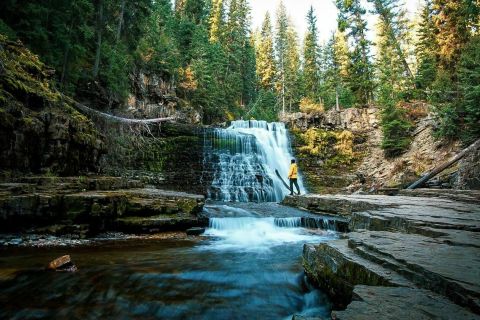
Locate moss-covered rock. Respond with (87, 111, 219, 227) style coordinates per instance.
(291, 128, 361, 193)
(0, 36, 105, 176)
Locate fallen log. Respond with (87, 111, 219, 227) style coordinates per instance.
(407, 138, 480, 189)
(73, 101, 175, 124)
(62, 94, 175, 124)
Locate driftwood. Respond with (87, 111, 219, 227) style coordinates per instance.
(407, 138, 480, 189)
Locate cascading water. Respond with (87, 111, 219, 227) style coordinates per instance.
(204, 120, 306, 202)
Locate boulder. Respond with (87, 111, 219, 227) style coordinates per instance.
(47, 255, 77, 272)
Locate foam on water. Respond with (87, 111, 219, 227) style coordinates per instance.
(204, 217, 335, 251)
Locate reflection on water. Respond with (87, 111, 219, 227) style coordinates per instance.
(0, 204, 334, 320)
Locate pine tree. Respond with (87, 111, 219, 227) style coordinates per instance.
(275, 1, 288, 113)
(284, 24, 301, 111)
(369, 0, 414, 80)
(415, 0, 438, 94)
(336, 0, 375, 106)
(432, 0, 479, 74)
(376, 14, 413, 157)
(458, 36, 480, 144)
(319, 31, 354, 111)
(256, 12, 276, 91)
(303, 6, 321, 102)
(209, 0, 224, 42)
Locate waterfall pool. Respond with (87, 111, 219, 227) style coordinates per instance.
(0, 203, 336, 320)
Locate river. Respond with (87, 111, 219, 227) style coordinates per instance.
(0, 203, 335, 320)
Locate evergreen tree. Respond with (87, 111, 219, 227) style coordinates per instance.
(369, 0, 414, 81)
(255, 13, 276, 91)
(432, 0, 479, 74)
(284, 24, 302, 112)
(275, 1, 288, 113)
(319, 31, 354, 110)
(336, 0, 375, 106)
(209, 0, 224, 42)
(457, 36, 480, 144)
(376, 15, 413, 156)
(303, 6, 321, 102)
(415, 0, 438, 95)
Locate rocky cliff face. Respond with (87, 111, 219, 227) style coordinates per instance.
(281, 104, 478, 192)
(126, 70, 201, 124)
(0, 37, 105, 177)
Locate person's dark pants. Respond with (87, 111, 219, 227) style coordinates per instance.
(289, 178, 300, 195)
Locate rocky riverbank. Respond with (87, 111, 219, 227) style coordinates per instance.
(0, 176, 207, 242)
(283, 190, 480, 319)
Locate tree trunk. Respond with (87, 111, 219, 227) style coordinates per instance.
(60, 18, 75, 86)
(407, 139, 480, 189)
(335, 87, 340, 112)
(116, 0, 126, 42)
(70, 98, 175, 124)
(93, 0, 103, 78)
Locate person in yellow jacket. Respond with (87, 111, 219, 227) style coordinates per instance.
(288, 159, 300, 196)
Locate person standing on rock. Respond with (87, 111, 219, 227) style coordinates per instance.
(288, 159, 300, 196)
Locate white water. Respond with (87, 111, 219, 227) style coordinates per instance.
(205, 217, 335, 251)
(204, 120, 306, 202)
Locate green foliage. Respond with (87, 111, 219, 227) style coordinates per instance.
(0, 35, 59, 104)
(336, 0, 375, 106)
(247, 90, 278, 122)
(302, 6, 321, 102)
(457, 36, 480, 144)
(380, 103, 413, 157)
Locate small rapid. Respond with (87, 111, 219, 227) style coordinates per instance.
(205, 217, 336, 251)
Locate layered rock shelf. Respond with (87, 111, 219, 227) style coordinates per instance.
(0, 176, 206, 237)
(283, 190, 480, 319)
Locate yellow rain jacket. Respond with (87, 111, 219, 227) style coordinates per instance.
(288, 163, 298, 179)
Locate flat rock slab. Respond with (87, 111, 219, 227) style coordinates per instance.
(348, 231, 480, 312)
(294, 192, 480, 315)
(333, 286, 480, 320)
(399, 188, 480, 204)
(0, 185, 205, 234)
(283, 194, 480, 233)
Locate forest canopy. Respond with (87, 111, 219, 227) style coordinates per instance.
(0, 0, 479, 151)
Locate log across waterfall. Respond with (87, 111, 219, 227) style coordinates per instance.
(203, 120, 306, 202)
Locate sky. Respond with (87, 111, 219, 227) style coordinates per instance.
(250, 0, 423, 44)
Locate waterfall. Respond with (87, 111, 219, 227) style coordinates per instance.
(203, 120, 305, 202)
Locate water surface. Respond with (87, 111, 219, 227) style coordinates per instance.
(0, 204, 334, 319)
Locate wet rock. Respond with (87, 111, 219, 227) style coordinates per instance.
(186, 227, 205, 236)
(47, 255, 77, 272)
(0, 183, 205, 235)
(332, 286, 480, 320)
(303, 240, 412, 309)
(296, 193, 480, 316)
(117, 214, 207, 234)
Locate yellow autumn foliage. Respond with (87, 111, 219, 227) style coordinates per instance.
(299, 98, 325, 114)
(297, 128, 355, 164)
